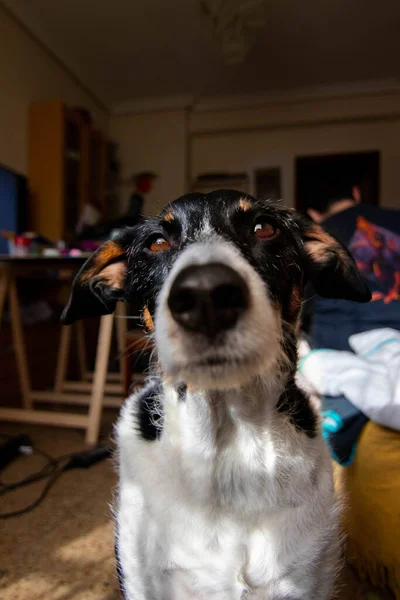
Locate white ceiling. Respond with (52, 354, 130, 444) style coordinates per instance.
(3, 0, 400, 110)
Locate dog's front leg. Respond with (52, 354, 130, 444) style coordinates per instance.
(116, 483, 148, 600)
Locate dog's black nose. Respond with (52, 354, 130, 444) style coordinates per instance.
(168, 263, 249, 337)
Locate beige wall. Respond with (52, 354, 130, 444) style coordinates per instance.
(189, 92, 400, 134)
(190, 119, 400, 209)
(111, 92, 400, 215)
(189, 93, 400, 209)
(0, 5, 108, 175)
(110, 110, 187, 215)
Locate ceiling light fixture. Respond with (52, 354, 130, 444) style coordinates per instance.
(200, 0, 267, 65)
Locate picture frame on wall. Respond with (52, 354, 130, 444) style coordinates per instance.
(249, 157, 290, 202)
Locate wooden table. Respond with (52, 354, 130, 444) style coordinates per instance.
(0, 255, 130, 445)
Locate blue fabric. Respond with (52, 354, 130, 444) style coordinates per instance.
(320, 396, 369, 466)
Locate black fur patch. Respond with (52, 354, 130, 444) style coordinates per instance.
(277, 380, 317, 439)
(134, 380, 163, 441)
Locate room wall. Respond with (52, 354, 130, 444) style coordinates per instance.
(189, 91, 400, 134)
(110, 110, 187, 215)
(110, 91, 400, 214)
(0, 5, 108, 176)
(190, 119, 400, 209)
(189, 92, 400, 209)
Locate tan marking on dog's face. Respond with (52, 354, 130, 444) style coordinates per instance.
(99, 262, 126, 289)
(239, 198, 252, 212)
(163, 210, 175, 223)
(289, 285, 302, 316)
(81, 241, 125, 283)
(305, 240, 330, 264)
(304, 224, 348, 269)
(272, 299, 282, 314)
(95, 240, 125, 265)
(143, 306, 154, 331)
(305, 225, 332, 245)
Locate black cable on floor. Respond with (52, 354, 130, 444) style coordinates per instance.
(0, 465, 65, 519)
(0, 441, 112, 519)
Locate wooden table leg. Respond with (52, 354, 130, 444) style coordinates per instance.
(0, 266, 9, 329)
(86, 313, 114, 445)
(8, 277, 32, 409)
(54, 324, 72, 393)
(76, 321, 88, 381)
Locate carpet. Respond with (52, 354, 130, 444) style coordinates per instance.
(0, 421, 394, 600)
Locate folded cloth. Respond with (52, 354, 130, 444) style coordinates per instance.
(299, 328, 400, 432)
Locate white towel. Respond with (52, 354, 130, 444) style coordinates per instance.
(299, 328, 400, 431)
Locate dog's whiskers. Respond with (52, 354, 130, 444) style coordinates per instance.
(115, 315, 142, 320)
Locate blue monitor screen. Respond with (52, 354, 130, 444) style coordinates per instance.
(0, 165, 27, 253)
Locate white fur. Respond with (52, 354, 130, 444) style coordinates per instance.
(115, 239, 340, 600)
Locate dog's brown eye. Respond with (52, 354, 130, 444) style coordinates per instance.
(254, 221, 278, 240)
(149, 237, 170, 252)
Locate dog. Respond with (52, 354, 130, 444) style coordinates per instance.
(62, 190, 371, 600)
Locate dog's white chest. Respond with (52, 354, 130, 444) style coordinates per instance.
(116, 389, 339, 600)
(133, 499, 288, 599)
(120, 491, 315, 600)
(158, 510, 247, 598)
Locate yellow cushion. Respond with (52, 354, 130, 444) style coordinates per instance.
(334, 422, 400, 597)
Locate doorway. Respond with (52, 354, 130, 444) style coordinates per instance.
(295, 151, 380, 213)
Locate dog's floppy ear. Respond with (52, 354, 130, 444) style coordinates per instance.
(61, 240, 127, 324)
(297, 217, 371, 302)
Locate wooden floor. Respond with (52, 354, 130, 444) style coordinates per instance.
(0, 420, 394, 600)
